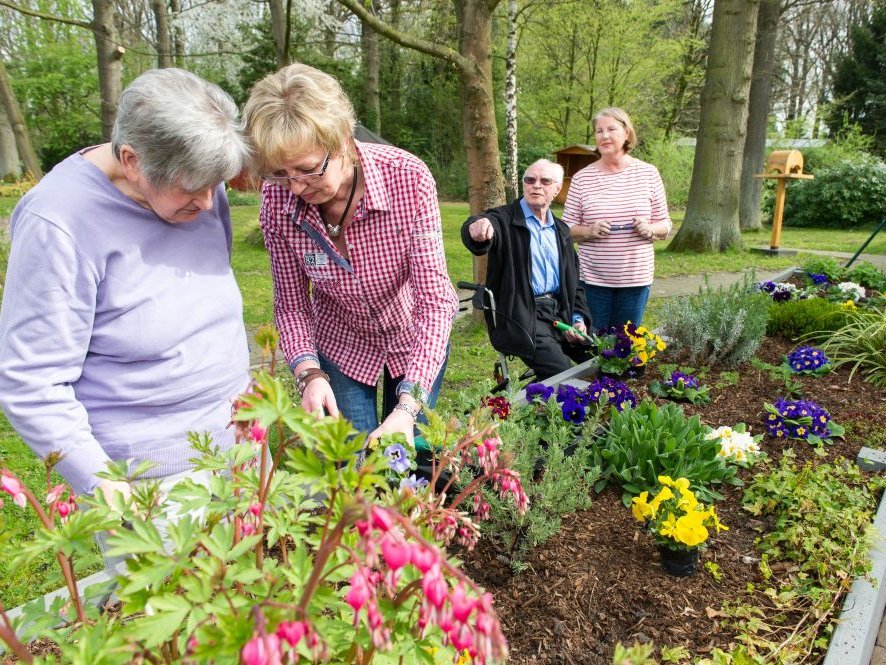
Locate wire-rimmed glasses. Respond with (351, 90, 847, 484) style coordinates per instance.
(261, 152, 330, 186)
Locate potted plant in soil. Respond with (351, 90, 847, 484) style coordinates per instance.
(596, 323, 666, 379)
(631, 475, 727, 577)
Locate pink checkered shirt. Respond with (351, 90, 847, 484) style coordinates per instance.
(260, 140, 458, 395)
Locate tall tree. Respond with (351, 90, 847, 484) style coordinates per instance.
(0, 109, 20, 179)
(360, 4, 381, 134)
(337, 0, 504, 216)
(0, 57, 42, 178)
(828, 3, 886, 155)
(739, 0, 780, 230)
(150, 0, 173, 68)
(503, 0, 518, 201)
(268, 0, 292, 67)
(670, 0, 760, 252)
(0, 0, 123, 140)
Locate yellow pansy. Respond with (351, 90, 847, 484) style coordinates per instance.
(659, 512, 679, 539)
(650, 486, 674, 511)
(656, 338, 667, 351)
(674, 512, 709, 547)
(842, 300, 857, 310)
(704, 507, 728, 533)
(632, 492, 654, 521)
(676, 490, 698, 512)
(658, 475, 675, 487)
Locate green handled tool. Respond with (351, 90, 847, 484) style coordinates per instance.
(553, 320, 597, 345)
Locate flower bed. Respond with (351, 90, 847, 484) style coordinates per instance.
(459, 335, 886, 664)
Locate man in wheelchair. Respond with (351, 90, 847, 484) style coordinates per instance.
(461, 159, 591, 380)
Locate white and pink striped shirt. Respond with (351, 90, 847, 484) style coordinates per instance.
(562, 159, 671, 288)
(260, 141, 458, 393)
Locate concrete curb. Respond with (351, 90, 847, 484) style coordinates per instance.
(822, 464, 886, 665)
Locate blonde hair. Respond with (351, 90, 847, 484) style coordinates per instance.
(243, 64, 356, 175)
(593, 107, 637, 153)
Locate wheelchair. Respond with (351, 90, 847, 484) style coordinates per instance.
(457, 281, 536, 393)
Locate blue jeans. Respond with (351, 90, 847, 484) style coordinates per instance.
(318, 352, 448, 434)
(582, 282, 651, 331)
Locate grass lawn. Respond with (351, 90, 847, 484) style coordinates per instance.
(1, 199, 884, 609)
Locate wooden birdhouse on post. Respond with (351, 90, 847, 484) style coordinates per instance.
(752, 149, 814, 255)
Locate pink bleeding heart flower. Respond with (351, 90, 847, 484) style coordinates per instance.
(248, 423, 268, 443)
(380, 534, 410, 571)
(276, 620, 307, 647)
(46, 484, 67, 504)
(249, 502, 263, 517)
(345, 569, 371, 612)
(55, 501, 72, 518)
(449, 583, 477, 623)
(421, 566, 448, 609)
(410, 544, 438, 573)
(241, 633, 282, 665)
(370, 506, 395, 532)
(1, 473, 27, 508)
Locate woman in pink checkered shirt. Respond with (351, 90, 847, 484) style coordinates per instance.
(244, 64, 458, 445)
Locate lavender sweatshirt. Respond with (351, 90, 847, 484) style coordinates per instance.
(0, 151, 250, 494)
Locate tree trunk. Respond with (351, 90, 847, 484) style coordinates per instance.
(268, 0, 291, 68)
(503, 0, 518, 202)
(0, 105, 21, 180)
(360, 9, 381, 134)
(91, 0, 124, 141)
(453, 0, 505, 215)
(670, 0, 759, 252)
(150, 0, 173, 68)
(739, 0, 779, 231)
(0, 58, 42, 179)
(169, 0, 185, 66)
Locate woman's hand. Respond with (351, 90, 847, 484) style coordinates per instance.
(633, 217, 654, 240)
(301, 377, 339, 418)
(369, 398, 418, 446)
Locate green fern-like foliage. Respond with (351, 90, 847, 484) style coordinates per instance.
(657, 273, 770, 368)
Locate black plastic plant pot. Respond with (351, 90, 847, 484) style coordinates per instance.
(658, 545, 699, 577)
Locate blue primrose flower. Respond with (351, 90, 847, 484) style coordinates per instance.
(786, 345, 829, 373)
(525, 382, 554, 403)
(666, 371, 700, 389)
(585, 377, 636, 412)
(384, 443, 411, 474)
(808, 272, 828, 286)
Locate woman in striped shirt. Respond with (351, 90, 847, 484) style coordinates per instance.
(562, 107, 672, 331)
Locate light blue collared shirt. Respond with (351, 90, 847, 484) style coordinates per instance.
(521, 198, 560, 296)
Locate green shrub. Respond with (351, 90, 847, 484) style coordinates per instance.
(634, 139, 694, 209)
(591, 400, 740, 504)
(765, 157, 886, 229)
(766, 298, 852, 339)
(657, 273, 771, 368)
(818, 307, 886, 387)
(801, 257, 886, 292)
(479, 397, 603, 569)
(226, 189, 261, 207)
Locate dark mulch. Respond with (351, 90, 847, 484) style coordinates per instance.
(461, 336, 886, 664)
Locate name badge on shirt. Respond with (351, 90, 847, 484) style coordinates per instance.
(304, 252, 329, 268)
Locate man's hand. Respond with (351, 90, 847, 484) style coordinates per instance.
(565, 320, 588, 344)
(468, 217, 494, 242)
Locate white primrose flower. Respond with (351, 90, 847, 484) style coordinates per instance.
(837, 281, 866, 302)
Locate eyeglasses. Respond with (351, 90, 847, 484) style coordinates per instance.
(523, 176, 557, 186)
(261, 152, 330, 185)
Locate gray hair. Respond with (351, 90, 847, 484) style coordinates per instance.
(112, 68, 249, 191)
(524, 158, 564, 183)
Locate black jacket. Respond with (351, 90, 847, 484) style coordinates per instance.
(461, 200, 590, 358)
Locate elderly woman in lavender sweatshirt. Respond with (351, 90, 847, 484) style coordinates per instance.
(0, 68, 251, 503)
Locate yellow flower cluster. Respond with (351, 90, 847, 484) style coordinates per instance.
(625, 324, 667, 366)
(631, 475, 727, 549)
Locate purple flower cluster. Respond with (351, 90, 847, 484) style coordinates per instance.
(598, 325, 633, 360)
(525, 382, 554, 403)
(586, 376, 637, 412)
(807, 272, 829, 286)
(758, 281, 797, 302)
(786, 346, 829, 373)
(765, 398, 833, 441)
(663, 371, 700, 390)
(556, 384, 589, 423)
